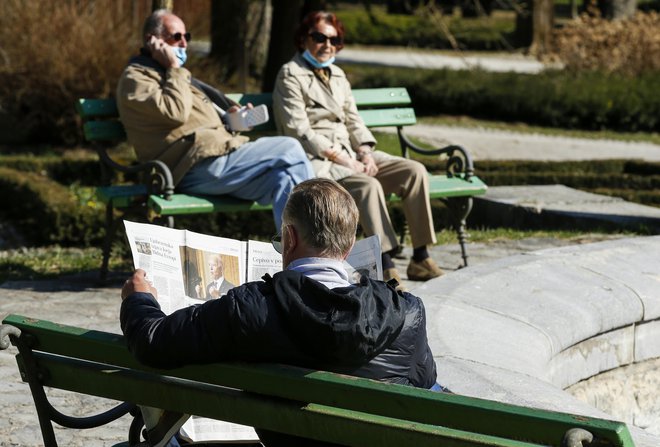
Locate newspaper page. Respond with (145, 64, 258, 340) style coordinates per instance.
(124, 220, 258, 442)
(344, 235, 383, 282)
(123, 221, 244, 314)
(245, 239, 283, 282)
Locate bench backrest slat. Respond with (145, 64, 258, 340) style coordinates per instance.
(78, 88, 416, 143)
(76, 98, 119, 119)
(83, 120, 126, 141)
(4, 314, 635, 447)
(35, 352, 536, 447)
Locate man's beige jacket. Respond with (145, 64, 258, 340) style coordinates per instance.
(116, 63, 247, 185)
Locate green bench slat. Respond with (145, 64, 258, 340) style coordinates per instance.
(352, 88, 411, 107)
(34, 353, 537, 447)
(96, 185, 148, 208)
(226, 92, 274, 107)
(359, 108, 416, 127)
(77, 89, 415, 143)
(227, 88, 411, 108)
(76, 98, 119, 119)
(4, 314, 636, 447)
(83, 120, 126, 141)
(148, 193, 273, 215)
(147, 175, 486, 217)
(428, 174, 488, 199)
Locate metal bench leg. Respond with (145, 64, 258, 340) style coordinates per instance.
(446, 197, 473, 268)
(100, 200, 116, 282)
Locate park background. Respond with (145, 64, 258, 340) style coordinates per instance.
(0, 0, 659, 279)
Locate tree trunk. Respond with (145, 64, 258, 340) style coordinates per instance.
(262, 0, 304, 92)
(529, 0, 553, 55)
(514, 0, 553, 54)
(152, 0, 173, 11)
(210, 0, 271, 89)
(599, 0, 637, 19)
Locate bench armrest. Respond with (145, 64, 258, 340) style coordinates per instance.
(397, 127, 474, 180)
(97, 149, 175, 199)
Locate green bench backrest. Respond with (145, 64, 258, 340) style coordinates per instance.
(77, 88, 416, 143)
(4, 314, 635, 447)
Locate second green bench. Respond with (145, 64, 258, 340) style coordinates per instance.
(77, 88, 487, 279)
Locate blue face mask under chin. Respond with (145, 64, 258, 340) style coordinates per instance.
(171, 46, 187, 67)
(302, 50, 334, 69)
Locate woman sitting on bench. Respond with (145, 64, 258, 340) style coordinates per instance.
(273, 11, 444, 287)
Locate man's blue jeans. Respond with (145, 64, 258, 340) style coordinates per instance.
(177, 136, 314, 231)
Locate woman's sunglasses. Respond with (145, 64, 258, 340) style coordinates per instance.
(309, 31, 342, 46)
(167, 32, 192, 42)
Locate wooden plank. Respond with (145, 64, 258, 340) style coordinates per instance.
(352, 88, 411, 107)
(95, 185, 148, 208)
(3, 315, 636, 447)
(76, 98, 118, 119)
(148, 193, 272, 215)
(33, 353, 536, 447)
(83, 121, 126, 142)
(359, 108, 416, 127)
(226, 93, 273, 108)
(427, 174, 488, 199)
(227, 88, 411, 108)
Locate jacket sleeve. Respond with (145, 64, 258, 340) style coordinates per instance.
(406, 294, 438, 389)
(119, 291, 236, 369)
(340, 78, 376, 150)
(119, 66, 194, 126)
(273, 66, 334, 159)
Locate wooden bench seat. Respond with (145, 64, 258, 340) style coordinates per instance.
(77, 87, 487, 279)
(1, 314, 636, 447)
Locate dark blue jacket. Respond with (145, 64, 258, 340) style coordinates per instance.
(120, 270, 437, 445)
(121, 270, 436, 386)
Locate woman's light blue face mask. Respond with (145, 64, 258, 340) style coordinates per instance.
(302, 50, 334, 69)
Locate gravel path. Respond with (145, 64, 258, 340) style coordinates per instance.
(377, 124, 660, 162)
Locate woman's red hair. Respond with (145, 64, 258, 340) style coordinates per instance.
(294, 11, 345, 52)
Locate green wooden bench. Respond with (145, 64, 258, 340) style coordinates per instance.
(76, 88, 487, 279)
(1, 314, 635, 447)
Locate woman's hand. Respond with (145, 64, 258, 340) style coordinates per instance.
(360, 152, 378, 176)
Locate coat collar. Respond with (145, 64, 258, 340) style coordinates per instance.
(290, 52, 344, 118)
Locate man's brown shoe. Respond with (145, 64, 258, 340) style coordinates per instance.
(383, 268, 407, 292)
(406, 258, 444, 281)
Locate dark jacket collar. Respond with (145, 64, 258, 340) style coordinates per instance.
(267, 270, 406, 366)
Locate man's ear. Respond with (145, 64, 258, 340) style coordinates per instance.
(286, 224, 298, 253)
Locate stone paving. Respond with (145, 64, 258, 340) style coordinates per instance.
(0, 233, 649, 446)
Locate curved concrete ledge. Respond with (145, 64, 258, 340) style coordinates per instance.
(418, 236, 660, 447)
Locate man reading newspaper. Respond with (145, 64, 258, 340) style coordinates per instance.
(120, 178, 446, 447)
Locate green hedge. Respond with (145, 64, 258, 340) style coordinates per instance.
(336, 8, 516, 50)
(0, 167, 104, 246)
(348, 67, 660, 132)
(473, 160, 660, 208)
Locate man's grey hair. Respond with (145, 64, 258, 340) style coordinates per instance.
(142, 9, 170, 45)
(282, 178, 359, 259)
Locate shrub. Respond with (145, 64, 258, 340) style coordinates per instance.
(0, 1, 136, 144)
(336, 5, 516, 50)
(0, 167, 104, 246)
(347, 66, 660, 132)
(551, 12, 660, 76)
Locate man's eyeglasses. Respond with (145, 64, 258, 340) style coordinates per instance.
(271, 234, 282, 254)
(166, 32, 192, 42)
(309, 31, 342, 46)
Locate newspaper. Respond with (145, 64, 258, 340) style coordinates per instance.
(123, 220, 382, 443)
